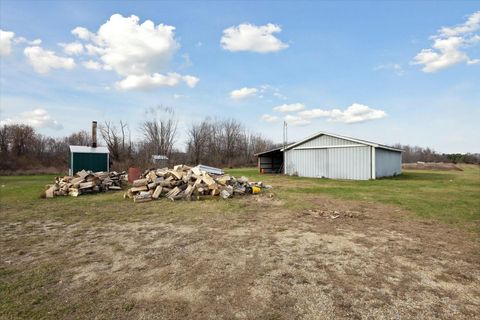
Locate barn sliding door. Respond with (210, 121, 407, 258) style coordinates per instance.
(314, 149, 329, 178)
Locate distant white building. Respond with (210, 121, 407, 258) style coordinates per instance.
(256, 132, 402, 180)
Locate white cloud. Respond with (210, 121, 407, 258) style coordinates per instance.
(24, 46, 75, 74)
(29, 39, 42, 45)
(261, 114, 279, 123)
(297, 103, 386, 124)
(0, 29, 15, 56)
(60, 42, 84, 55)
(83, 14, 179, 76)
(413, 37, 469, 72)
(230, 85, 286, 101)
(72, 26, 94, 40)
(273, 103, 386, 125)
(284, 114, 310, 126)
(221, 23, 289, 53)
(116, 73, 199, 90)
(73, 14, 198, 90)
(439, 11, 480, 37)
(298, 108, 331, 119)
(0, 108, 63, 130)
(230, 87, 258, 100)
(13, 37, 41, 45)
(82, 60, 103, 70)
(273, 103, 305, 113)
(182, 75, 199, 88)
(413, 11, 480, 72)
(325, 103, 386, 124)
(84, 43, 105, 56)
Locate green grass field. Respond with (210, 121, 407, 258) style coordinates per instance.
(228, 166, 480, 230)
(1, 166, 479, 230)
(1, 166, 479, 319)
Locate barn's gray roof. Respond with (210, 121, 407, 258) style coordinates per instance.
(69, 146, 110, 154)
(282, 132, 403, 152)
(254, 144, 295, 156)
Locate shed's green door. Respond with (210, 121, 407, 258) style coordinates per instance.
(71, 152, 108, 174)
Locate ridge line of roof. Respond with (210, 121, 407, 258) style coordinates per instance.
(281, 131, 402, 152)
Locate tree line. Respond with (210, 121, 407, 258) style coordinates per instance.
(392, 144, 480, 164)
(0, 108, 277, 173)
(1, 111, 478, 174)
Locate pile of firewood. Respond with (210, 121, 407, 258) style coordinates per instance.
(125, 164, 269, 203)
(44, 170, 126, 198)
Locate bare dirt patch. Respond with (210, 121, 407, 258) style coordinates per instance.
(1, 194, 479, 319)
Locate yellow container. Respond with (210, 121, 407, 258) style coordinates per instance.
(252, 186, 261, 194)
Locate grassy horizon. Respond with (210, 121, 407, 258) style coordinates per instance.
(1, 165, 479, 231)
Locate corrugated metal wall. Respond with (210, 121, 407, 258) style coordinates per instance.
(327, 146, 371, 180)
(284, 134, 372, 180)
(375, 148, 402, 178)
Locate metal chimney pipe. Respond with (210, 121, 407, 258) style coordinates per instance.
(92, 121, 97, 148)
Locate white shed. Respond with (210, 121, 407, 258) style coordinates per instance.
(282, 132, 402, 180)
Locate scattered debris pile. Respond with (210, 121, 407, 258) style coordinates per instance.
(44, 170, 126, 198)
(125, 164, 270, 203)
(302, 209, 367, 220)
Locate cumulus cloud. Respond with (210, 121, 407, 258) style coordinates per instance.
(182, 75, 200, 88)
(0, 29, 15, 56)
(261, 114, 279, 123)
(24, 46, 75, 74)
(272, 102, 386, 125)
(298, 108, 331, 119)
(230, 85, 286, 101)
(413, 11, 480, 72)
(0, 108, 63, 130)
(297, 103, 386, 124)
(116, 73, 199, 90)
(230, 87, 258, 100)
(82, 59, 103, 70)
(284, 114, 310, 126)
(221, 23, 289, 53)
(29, 39, 42, 45)
(59, 42, 84, 55)
(273, 103, 305, 113)
(72, 26, 94, 40)
(439, 11, 480, 37)
(72, 14, 198, 90)
(324, 103, 386, 124)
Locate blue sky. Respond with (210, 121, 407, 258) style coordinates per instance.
(0, 1, 479, 153)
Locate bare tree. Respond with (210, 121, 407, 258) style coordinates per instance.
(9, 124, 36, 156)
(187, 120, 211, 165)
(66, 130, 91, 146)
(220, 119, 244, 166)
(141, 106, 178, 160)
(0, 125, 9, 155)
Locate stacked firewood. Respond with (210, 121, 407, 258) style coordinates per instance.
(125, 164, 268, 203)
(44, 170, 126, 198)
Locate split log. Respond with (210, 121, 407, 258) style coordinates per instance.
(130, 186, 148, 193)
(152, 186, 162, 199)
(132, 179, 148, 187)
